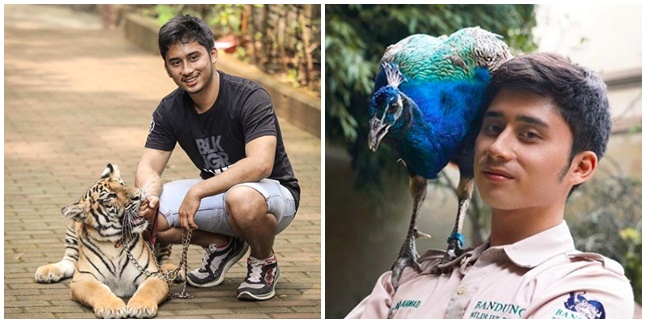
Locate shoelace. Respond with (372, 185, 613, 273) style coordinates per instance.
(247, 260, 264, 283)
(198, 245, 218, 271)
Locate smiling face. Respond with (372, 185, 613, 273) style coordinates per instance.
(164, 40, 217, 95)
(474, 89, 593, 212)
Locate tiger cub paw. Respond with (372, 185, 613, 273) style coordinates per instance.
(34, 261, 74, 283)
(161, 263, 185, 283)
(94, 298, 127, 319)
(127, 298, 159, 318)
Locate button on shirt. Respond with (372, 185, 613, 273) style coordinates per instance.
(346, 221, 634, 319)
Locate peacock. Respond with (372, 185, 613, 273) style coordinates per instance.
(368, 27, 512, 290)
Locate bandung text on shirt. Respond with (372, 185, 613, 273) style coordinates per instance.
(469, 300, 526, 319)
(196, 136, 231, 175)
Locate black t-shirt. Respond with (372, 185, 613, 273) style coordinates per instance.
(145, 71, 300, 210)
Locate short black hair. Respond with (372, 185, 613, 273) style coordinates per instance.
(485, 53, 612, 193)
(158, 15, 214, 61)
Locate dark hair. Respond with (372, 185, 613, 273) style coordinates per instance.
(485, 53, 611, 193)
(487, 52, 611, 161)
(158, 15, 214, 60)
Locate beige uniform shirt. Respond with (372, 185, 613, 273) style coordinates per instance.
(346, 222, 634, 319)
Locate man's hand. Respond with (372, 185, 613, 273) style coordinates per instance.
(139, 195, 160, 223)
(178, 189, 200, 231)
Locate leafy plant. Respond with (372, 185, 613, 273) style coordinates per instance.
(153, 4, 181, 26)
(566, 157, 642, 304)
(208, 4, 245, 37)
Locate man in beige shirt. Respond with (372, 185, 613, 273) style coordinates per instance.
(346, 53, 635, 319)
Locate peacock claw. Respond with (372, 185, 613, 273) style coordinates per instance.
(390, 232, 423, 291)
(391, 255, 421, 291)
(430, 238, 465, 275)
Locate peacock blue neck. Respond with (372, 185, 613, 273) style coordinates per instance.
(389, 67, 492, 178)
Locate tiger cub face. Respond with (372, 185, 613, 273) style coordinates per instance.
(61, 164, 147, 242)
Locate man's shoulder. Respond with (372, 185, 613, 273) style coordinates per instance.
(563, 250, 626, 276)
(527, 249, 632, 297)
(221, 71, 263, 90)
(154, 88, 187, 116)
(160, 87, 185, 105)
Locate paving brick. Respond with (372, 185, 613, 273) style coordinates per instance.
(8, 313, 58, 319)
(5, 4, 320, 319)
(209, 313, 273, 319)
(254, 300, 320, 307)
(234, 306, 294, 314)
(3, 307, 23, 314)
(4, 300, 51, 307)
(172, 308, 235, 315)
(270, 313, 322, 319)
(53, 312, 97, 319)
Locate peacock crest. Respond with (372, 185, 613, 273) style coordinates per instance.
(383, 62, 406, 89)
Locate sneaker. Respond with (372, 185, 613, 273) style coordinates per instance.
(236, 254, 281, 301)
(186, 237, 249, 288)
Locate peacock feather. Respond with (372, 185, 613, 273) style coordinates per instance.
(367, 27, 512, 293)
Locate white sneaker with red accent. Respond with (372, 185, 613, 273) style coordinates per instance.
(236, 254, 280, 301)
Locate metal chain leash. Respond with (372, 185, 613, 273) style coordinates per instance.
(169, 228, 193, 299)
(123, 228, 194, 300)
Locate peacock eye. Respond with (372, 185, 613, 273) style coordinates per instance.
(388, 102, 399, 113)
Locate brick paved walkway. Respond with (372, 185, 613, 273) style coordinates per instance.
(4, 4, 321, 319)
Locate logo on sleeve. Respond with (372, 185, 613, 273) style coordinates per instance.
(553, 291, 606, 319)
(148, 119, 155, 134)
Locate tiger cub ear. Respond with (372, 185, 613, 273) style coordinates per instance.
(101, 163, 121, 179)
(101, 164, 114, 179)
(61, 203, 86, 221)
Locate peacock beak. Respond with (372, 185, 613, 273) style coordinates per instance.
(368, 116, 391, 152)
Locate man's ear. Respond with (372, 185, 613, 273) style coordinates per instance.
(570, 151, 598, 186)
(211, 46, 218, 65)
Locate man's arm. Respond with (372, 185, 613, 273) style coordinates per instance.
(346, 271, 395, 319)
(136, 148, 172, 222)
(178, 135, 276, 230)
(523, 256, 635, 319)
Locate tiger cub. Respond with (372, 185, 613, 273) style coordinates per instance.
(35, 164, 172, 318)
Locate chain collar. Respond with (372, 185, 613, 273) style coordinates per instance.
(122, 228, 194, 300)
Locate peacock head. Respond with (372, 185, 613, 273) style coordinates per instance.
(368, 62, 414, 152)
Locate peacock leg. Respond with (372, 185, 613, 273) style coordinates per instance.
(435, 174, 473, 274)
(391, 174, 428, 290)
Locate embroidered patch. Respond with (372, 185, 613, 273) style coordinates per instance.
(469, 300, 526, 319)
(388, 299, 421, 317)
(562, 291, 606, 319)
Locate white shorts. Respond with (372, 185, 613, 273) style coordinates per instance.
(158, 178, 296, 237)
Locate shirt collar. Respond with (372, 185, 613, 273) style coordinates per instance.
(421, 221, 576, 273)
(500, 220, 576, 268)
